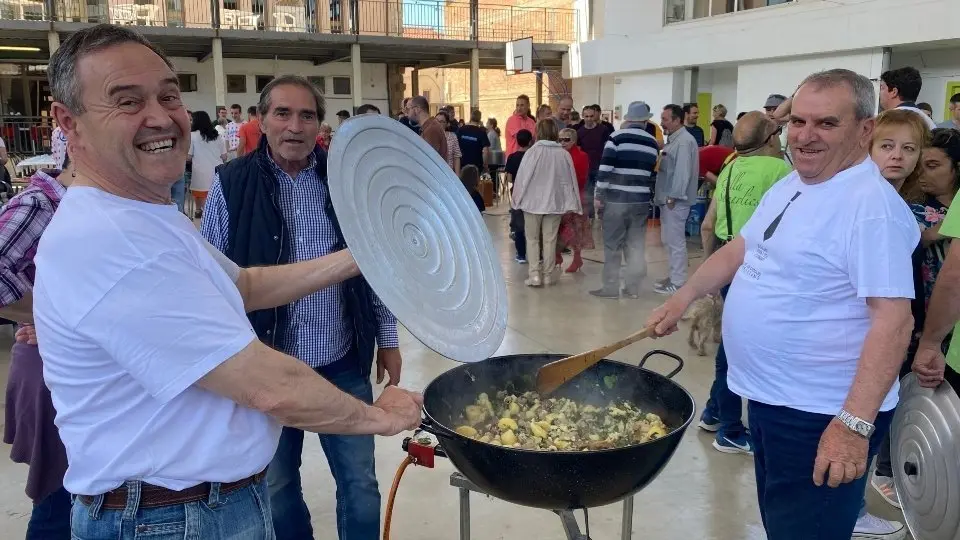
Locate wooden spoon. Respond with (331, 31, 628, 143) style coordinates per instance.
(535, 325, 658, 395)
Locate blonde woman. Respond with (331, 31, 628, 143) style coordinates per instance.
(710, 104, 734, 147)
(856, 108, 929, 539)
(512, 119, 582, 287)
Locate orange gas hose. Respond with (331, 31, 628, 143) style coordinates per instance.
(382, 455, 415, 540)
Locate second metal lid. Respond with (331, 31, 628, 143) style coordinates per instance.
(892, 373, 960, 540)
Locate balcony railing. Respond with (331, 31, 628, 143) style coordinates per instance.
(0, 0, 577, 43)
(664, 0, 792, 23)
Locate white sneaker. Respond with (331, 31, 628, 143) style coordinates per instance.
(852, 512, 906, 539)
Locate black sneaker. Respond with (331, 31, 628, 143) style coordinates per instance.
(589, 288, 619, 299)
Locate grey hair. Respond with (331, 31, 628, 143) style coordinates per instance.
(798, 69, 876, 121)
(257, 75, 326, 121)
(48, 24, 173, 114)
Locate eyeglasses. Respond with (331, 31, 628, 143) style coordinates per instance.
(559, 137, 572, 142)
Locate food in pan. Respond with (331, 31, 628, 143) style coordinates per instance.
(454, 390, 670, 451)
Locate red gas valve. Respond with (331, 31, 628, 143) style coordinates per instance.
(401, 436, 445, 468)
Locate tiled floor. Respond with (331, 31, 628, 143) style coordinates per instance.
(0, 204, 908, 538)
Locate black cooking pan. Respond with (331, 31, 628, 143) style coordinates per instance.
(419, 350, 695, 510)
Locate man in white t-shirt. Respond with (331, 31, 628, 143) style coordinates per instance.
(647, 69, 917, 539)
(37, 24, 423, 539)
(224, 103, 242, 160)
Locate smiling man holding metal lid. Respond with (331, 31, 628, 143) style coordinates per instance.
(32, 23, 422, 540)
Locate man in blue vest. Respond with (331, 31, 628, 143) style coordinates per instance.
(201, 74, 401, 540)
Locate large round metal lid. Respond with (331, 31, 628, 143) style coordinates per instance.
(326, 114, 507, 363)
(892, 373, 960, 540)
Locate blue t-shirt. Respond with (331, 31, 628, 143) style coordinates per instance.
(457, 124, 490, 169)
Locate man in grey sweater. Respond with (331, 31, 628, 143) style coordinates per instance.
(654, 104, 699, 295)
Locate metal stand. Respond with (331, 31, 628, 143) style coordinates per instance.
(449, 472, 634, 540)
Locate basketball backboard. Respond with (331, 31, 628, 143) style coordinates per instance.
(505, 37, 533, 75)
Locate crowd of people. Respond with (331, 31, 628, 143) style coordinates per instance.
(4, 20, 960, 540)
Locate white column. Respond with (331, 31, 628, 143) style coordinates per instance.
(351, 43, 362, 111)
(47, 31, 60, 55)
(212, 37, 225, 110)
(469, 48, 480, 112)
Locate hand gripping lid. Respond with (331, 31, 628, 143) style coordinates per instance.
(892, 373, 960, 540)
(326, 114, 507, 363)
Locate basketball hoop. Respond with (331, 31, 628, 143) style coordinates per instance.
(505, 37, 533, 76)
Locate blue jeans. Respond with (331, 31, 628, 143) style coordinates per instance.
(268, 355, 379, 540)
(27, 486, 71, 539)
(170, 174, 187, 213)
(702, 286, 745, 439)
(748, 401, 893, 539)
(71, 477, 274, 539)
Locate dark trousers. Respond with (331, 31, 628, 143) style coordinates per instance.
(27, 487, 71, 539)
(748, 401, 893, 539)
(510, 209, 526, 259)
(267, 353, 379, 540)
(703, 285, 746, 439)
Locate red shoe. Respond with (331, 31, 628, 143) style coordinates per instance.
(565, 257, 583, 273)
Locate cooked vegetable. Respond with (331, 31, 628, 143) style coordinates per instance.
(454, 390, 671, 451)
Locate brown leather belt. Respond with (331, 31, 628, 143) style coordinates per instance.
(78, 470, 267, 510)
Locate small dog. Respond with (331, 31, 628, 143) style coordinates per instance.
(687, 294, 723, 356)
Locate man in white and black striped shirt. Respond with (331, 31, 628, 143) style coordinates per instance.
(590, 101, 661, 299)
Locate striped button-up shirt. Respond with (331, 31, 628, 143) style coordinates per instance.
(595, 126, 660, 205)
(0, 170, 65, 306)
(201, 155, 399, 368)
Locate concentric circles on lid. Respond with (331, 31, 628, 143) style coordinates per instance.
(892, 373, 960, 540)
(326, 115, 507, 363)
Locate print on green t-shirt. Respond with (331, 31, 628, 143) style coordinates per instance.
(713, 156, 793, 241)
(935, 190, 960, 371)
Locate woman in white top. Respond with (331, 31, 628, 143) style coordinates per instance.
(512, 118, 581, 287)
(188, 111, 227, 219)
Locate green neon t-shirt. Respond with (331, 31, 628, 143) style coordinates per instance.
(935, 190, 960, 371)
(713, 156, 793, 241)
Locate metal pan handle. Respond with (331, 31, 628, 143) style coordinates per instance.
(418, 410, 455, 439)
(639, 350, 684, 379)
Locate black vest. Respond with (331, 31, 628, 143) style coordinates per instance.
(217, 137, 378, 370)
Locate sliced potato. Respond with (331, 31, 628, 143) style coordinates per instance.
(455, 425, 478, 438)
(497, 417, 519, 432)
(501, 429, 517, 446)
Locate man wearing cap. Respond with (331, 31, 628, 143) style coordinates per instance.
(590, 101, 660, 299)
(654, 104, 699, 295)
(763, 94, 787, 120)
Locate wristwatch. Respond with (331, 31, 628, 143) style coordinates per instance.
(837, 409, 875, 439)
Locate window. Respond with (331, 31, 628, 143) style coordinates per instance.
(177, 73, 198, 92)
(332, 76, 351, 95)
(223, 0, 238, 9)
(665, 0, 792, 23)
(255, 75, 274, 93)
(226, 74, 247, 93)
(308, 76, 326, 93)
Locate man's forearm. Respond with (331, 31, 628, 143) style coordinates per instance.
(921, 249, 960, 344)
(0, 292, 33, 324)
(238, 250, 360, 312)
(842, 299, 913, 422)
(198, 341, 390, 435)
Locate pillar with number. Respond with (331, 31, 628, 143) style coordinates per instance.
(470, 49, 480, 113)
(352, 43, 362, 112)
(212, 38, 225, 111)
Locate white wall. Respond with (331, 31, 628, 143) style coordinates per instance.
(612, 69, 679, 126)
(736, 49, 885, 116)
(572, 75, 615, 110)
(170, 57, 389, 120)
(891, 48, 960, 124)
(576, 0, 960, 78)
